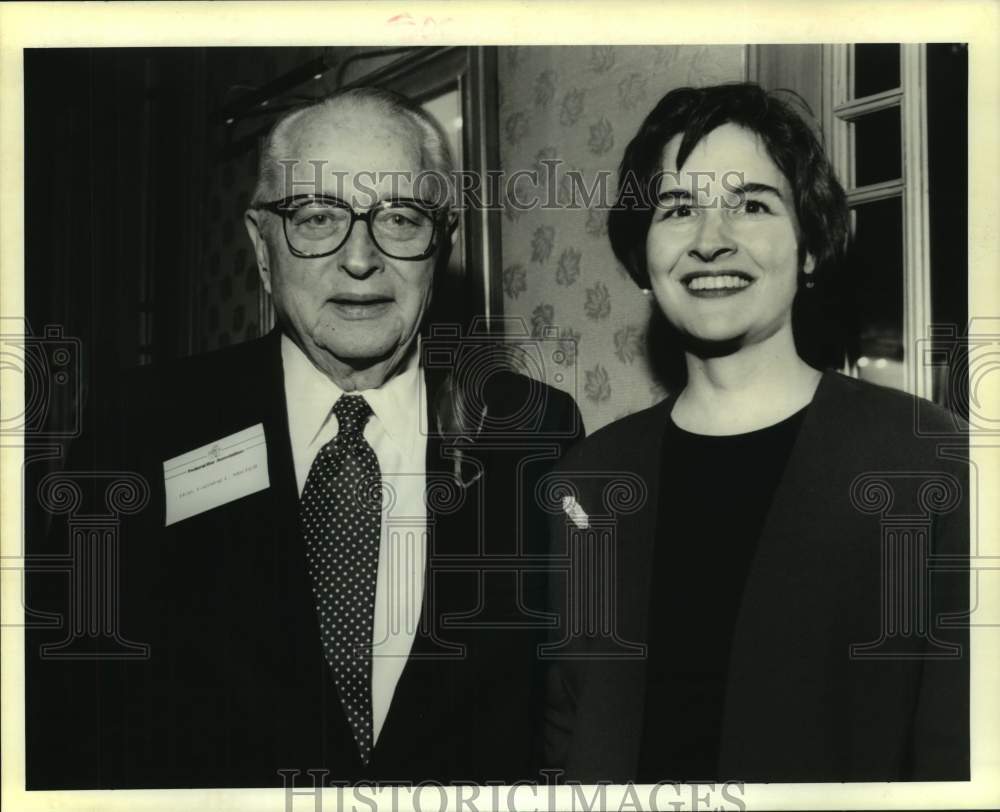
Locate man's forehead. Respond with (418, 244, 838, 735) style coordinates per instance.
(262, 99, 433, 204)
(283, 102, 421, 163)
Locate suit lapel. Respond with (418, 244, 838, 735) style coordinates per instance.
(570, 398, 673, 782)
(260, 331, 302, 554)
(221, 331, 326, 687)
(717, 372, 861, 777)
(415, 364, 471, 641)
(617, 398, 674, 648)
(368, 367, 470, 761)
(259, 331, 325, 664)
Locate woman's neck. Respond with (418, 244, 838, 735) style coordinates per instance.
(671, 331, 822, 436)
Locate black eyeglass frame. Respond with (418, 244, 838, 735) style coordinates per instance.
(252, 194, 457, 261)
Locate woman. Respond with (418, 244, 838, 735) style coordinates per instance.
(543, 84, 968, 783)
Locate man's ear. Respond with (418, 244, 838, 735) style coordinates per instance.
(244, 210, 273, 295)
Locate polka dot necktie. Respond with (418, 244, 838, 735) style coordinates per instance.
(300, 394, 382, 765)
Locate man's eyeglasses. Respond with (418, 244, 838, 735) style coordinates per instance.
(252, 195, 455, 261)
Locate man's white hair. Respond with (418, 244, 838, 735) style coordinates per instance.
(250, 86, 456, 209)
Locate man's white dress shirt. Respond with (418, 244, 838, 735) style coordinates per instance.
(282, 335, 427, 743)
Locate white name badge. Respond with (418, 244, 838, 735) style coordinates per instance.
(163, 424, 270, 526)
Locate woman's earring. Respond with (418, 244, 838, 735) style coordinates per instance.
(641, 288, 652, 296)
(803, 273, 815, 290)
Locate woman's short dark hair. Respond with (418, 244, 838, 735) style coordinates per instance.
(608, 82, 852, 370)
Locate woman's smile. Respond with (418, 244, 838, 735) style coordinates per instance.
(682, 271, 755, 295)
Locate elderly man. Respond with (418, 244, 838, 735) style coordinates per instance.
(26, 87, 582, 787)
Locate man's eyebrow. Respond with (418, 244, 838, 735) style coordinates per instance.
(281, 193, 343, 203)
(729, 181, 785, 199)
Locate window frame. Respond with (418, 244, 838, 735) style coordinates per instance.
(823, 43, 933, 400)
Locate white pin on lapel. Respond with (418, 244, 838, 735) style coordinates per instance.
(163, 424, 270, 525)
(561, 495, 590, 529)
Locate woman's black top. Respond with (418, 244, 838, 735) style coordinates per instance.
(636, 406, 808, 782)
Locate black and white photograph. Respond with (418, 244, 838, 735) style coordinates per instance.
(2, 3, 998, 811)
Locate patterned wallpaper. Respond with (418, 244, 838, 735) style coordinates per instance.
(497, 45, 746, 434)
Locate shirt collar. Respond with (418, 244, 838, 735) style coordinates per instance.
(281, 333, 423, 455)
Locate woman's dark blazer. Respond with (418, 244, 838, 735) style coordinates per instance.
(543, 371, 969, 782)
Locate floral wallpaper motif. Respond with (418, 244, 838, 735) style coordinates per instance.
(531, 226, 556, 264)
(613, 324, 646, 365)
(531, 304, 554, 337)
(498, 45, 745, 433)
(590, 46, 616, 74)
(503, 263, 527, 300)
(535, 71, 557, 108)
(584, 282, 611, 321)
(618, 73, 649, 111)
(584, 364, 612, 403)
(556, 249, 581, 287)
(559, 89, 586, 126)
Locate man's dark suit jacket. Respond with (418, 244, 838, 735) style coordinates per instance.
(544, 371, 969, 782)
(26, 329, 583, 788)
